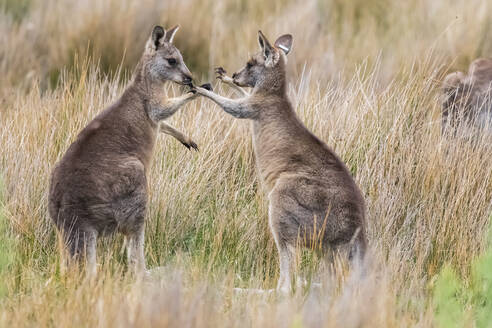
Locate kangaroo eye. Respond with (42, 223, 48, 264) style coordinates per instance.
(246, 62, 253, 69)
(167, 58, 177, 66)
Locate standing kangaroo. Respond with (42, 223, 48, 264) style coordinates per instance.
(49, 25, 199, 276)
(196, 31, 367, 293)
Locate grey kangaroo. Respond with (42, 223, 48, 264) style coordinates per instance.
(442, 58, 492, 132)
(196, 31, 367, 293)
(49, 25, 198, 276)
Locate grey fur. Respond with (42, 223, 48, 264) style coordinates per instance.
(49, 25, 197, 276)
(442, 58, 492, 133)
(197, 31, 367, 293)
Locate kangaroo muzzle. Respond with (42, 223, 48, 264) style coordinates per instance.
(232, 72, 242, 86)
(182, 74, 193, 86)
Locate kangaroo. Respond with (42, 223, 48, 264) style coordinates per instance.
(196, 31, 367, 293)
(49, 25, 199, 276)
(442, 58, 492, 132)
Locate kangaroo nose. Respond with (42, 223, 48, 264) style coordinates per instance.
(183, 75, 193, 85)
(232, 72, 237, 79)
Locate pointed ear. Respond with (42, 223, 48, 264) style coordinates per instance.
(274, 34, 293, 55)
(149, 25, 166, 50)
(443, 71, 466, 95)
(164, 25, 179, 43)
(258, 30, 274, 60)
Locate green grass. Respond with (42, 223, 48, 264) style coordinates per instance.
(433, 218, 492, 327)
(0, 177, 16, 298)
(1, 0, 492, 326)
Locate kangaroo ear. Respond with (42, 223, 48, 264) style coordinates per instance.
(258, 30, 274, 60)
(274, 34, 293, 55)
(442, 71, 466, 96)
(148, 25, 166, 50)
(164, 25, 180, 43)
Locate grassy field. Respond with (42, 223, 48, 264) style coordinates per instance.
(1, 0, 492, 326)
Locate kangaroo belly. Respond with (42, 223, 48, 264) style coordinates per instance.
(50, 157, 148, 236)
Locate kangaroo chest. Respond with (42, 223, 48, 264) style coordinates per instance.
(250, 120, 291, 192)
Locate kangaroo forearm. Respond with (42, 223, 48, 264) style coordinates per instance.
(159, 122, 187, 144)
(198, 88, 254, 119)
(208, 94, 251, 118)
(159, 121, 198, 150)
(149, 93, 196, 122)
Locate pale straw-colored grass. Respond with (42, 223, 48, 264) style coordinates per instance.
(1, 0, 491, 326)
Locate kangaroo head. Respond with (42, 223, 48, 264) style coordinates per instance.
(232, 31, 293, 92)
(142, 25, 193, 86)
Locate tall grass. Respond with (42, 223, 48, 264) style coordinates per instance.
(433, 218, 492, 328)
(1, 0, 491, 326)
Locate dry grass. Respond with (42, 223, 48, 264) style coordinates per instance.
(1, 0, 492, 327)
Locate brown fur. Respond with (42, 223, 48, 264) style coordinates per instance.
(49, 25, 197, 275)
(196, 31, 367, 292)
(442, 58, 492, 131)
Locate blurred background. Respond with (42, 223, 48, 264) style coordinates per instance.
(1, 0, 491, 91)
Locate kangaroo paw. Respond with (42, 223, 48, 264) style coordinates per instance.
(200, 83, 213, 91)
(181, 139, 199, 151)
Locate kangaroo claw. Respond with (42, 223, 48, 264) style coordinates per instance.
(200, 83, 213, 91)
(181, 140, 199, 151)
(215, 67, 227, 75)
(215, 67, 227, 81)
